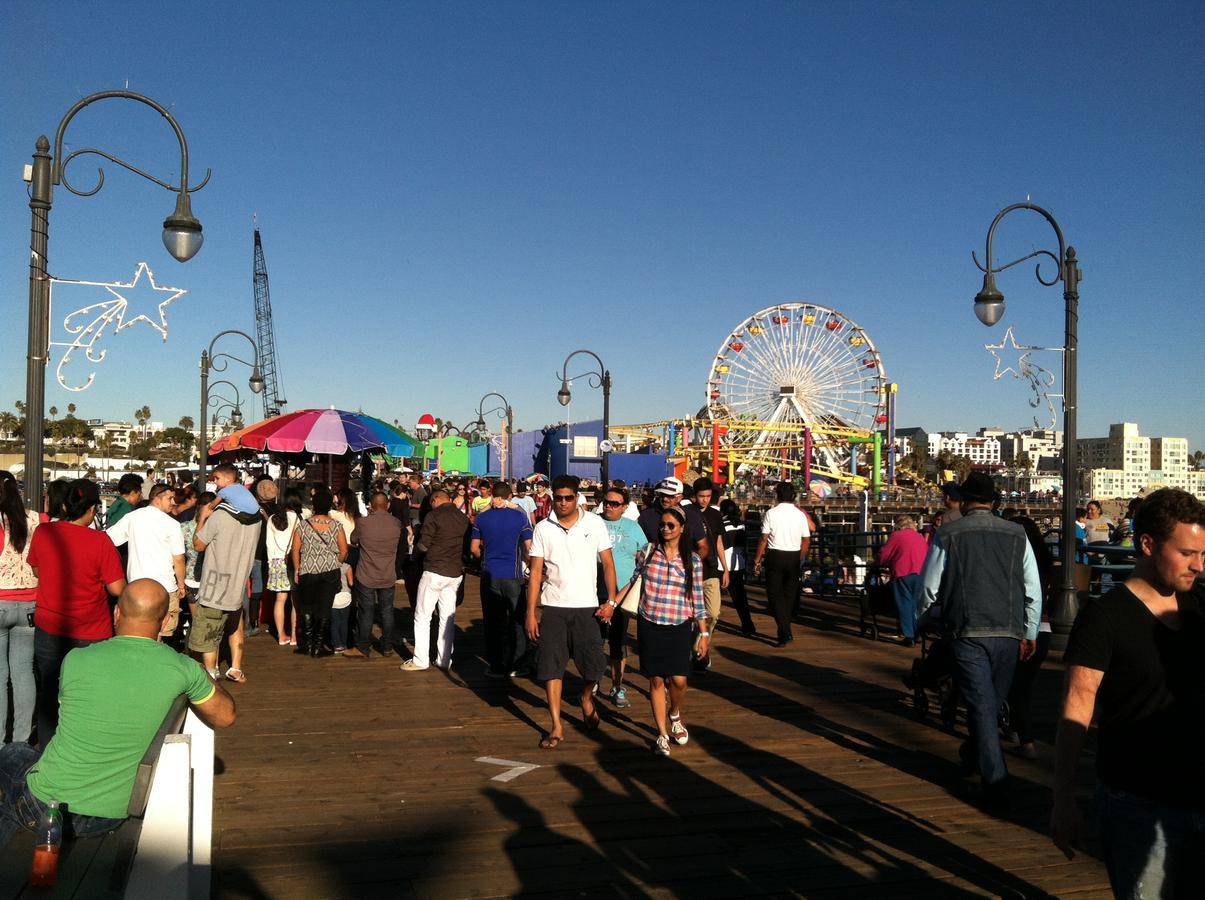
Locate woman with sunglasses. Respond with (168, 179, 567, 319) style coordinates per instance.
(634, 505, 708, 757)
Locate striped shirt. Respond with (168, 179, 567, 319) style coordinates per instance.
(636, 547, 706, 626)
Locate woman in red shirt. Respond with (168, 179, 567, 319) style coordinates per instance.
(874, 514, 929, 646)
(26, 479, 126, 746)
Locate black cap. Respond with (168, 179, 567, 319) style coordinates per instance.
(959, 471, 998, 504)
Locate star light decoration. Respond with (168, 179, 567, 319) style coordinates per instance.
(984, 326, 1063, 429)
(47, 262, 188, 391)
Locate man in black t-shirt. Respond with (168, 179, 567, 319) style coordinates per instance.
(637, 478, 709, 563)
(688, 478, 728, 670)
(1051, 488, 1205, 897)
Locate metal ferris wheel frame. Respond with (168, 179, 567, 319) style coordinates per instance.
(705, 301, 888, 469)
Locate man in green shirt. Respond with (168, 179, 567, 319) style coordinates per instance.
(0, 579, 236, 842)
(105, 473, 144, 528)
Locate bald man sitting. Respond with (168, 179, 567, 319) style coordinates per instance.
(0, 579, 236, 844)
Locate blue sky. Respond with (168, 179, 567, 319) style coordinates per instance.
(3, 1, 1202, 448)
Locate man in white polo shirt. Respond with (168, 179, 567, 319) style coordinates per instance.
(107, 483, 187, 638)
(526, 474, 617, 750)
(752, 481, 811, 647)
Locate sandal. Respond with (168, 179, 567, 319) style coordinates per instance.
(225, 667, 247, 684)
(539, 734, 565, 750)
(582, 709, 601, 732)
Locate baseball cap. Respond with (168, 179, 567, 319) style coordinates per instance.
(655, 477, 684, 496)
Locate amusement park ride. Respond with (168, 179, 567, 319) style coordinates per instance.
(614, 302, 899, 495)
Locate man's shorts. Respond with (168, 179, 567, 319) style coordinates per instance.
(702, 577, 722, 624)
(535, 606, 606, 684)
(187, 604, 242, 653)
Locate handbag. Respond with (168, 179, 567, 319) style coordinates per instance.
(617, 543, 656, 615)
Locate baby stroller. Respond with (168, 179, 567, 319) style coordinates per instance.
(904, 609, 960, 727)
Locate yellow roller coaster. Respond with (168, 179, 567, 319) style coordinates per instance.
(611, 417, 884, 491)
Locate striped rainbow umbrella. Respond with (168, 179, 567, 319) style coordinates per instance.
(208, 408, 417, 458)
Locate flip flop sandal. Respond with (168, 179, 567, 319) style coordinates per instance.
(539, 734, 565, 750)
(225, 667, 247, 683)
(583, 710, 601, 732)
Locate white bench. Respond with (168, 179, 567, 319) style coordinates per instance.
(0, 700, 215, 899)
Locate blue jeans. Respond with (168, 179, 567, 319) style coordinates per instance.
(0, 743, 124, 845)
(892, 574, 919, 639)
(34, 630, 99, 748)
(1098, 785, 1205, 898)
(951, 636, 1018, 786)
(0, 601, 36, 744)
(330, 604, 351, 650)
(481, 574, 527, 674)
(355, 585, 395, 653)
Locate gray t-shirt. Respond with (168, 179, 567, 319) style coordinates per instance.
(196, 508, 262, 612)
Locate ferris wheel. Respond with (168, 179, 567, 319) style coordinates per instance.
(706, 302, 888, 462)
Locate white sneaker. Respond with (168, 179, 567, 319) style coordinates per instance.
(654, 734, 671, 757)
(400, 659, 429, 672)
(669, 715, 690, 746)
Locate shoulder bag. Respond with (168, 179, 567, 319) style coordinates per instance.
(617, 542, 656, 615)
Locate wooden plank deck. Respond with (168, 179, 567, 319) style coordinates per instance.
(210, 580, 1110, 899)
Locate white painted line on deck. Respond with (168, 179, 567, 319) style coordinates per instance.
(476, 756, 542, 782)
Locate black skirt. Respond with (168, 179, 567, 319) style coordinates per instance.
(637, 616, 693, 678)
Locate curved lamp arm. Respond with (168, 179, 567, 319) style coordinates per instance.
(556, 349, 608, 391)
(475, 392, 513, 429)
(970, 202, 1074, 326)
(50, 90, 210, 261)
(205, 380, 243, 410)
(205, 330, 264, 392)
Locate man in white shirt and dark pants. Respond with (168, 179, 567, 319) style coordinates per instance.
(753, 481, 811, 647)
(107, 483, 187, 639)
(525, 475, 617, 749)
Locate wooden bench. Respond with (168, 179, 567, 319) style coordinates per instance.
(0, 694, 196, 899)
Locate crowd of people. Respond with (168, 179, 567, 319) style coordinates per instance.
(1, 461, 1203, 895)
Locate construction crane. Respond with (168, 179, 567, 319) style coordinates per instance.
(252, 225, 286, 418)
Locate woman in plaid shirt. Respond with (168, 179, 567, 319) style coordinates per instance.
(631, 505, 709, 757)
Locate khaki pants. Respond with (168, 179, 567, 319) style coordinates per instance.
(160, 589, 181, 637)
(695, 577, 722, 651)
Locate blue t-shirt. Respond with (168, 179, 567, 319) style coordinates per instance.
(472, 506, 533, 580)
(604, 516, 648, 589)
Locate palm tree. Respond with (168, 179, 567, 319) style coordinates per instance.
(135, 405, 151, 438)
(67, 402, 77, 417)
(97, 433, 116, 482)
(0, 411, 16, 443)
(48, 405, 58, 420)
(178, 415, 194, 430)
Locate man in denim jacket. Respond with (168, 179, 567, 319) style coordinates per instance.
(919, 471, 1042, 811)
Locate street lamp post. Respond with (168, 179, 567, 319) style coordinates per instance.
(972, 201, 1081, 649)
(199, 331, 264, 485)
(556, 349, 611, 486)
(22, 90, 209, 509)
(472, 392, 514, 481)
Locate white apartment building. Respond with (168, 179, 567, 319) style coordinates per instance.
(927, 432, 1002, 467)
(1079, 424, 1202, 500)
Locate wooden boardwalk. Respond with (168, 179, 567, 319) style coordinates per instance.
(210, 579, 1110, 899)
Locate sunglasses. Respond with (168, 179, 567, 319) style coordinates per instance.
(553, 494, 577, 502)
(659, 521, 680, 530)
(603, 500, 624, 507)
